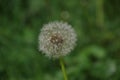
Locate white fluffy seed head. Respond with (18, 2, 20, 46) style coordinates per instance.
(38, 21, 77, 58)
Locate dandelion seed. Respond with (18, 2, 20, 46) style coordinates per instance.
(38, 21, 77, 58)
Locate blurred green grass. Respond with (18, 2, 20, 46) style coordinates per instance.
(0, 0, 120, 80)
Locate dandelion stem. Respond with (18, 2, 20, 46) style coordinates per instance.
(59, 58, 68, 80)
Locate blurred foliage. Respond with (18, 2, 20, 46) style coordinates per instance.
(0, 0, 120, 80)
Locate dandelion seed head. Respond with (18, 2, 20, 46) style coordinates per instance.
(38, 21, 77, 58)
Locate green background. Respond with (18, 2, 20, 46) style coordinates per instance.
(0, 0, 120, 80)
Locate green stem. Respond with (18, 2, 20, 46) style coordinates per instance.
(59, 58, 68, 80)
(96, 0, 104, 27)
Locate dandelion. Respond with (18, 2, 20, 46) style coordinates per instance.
(38, 21, 77, 58)
(38, 21, 77, 80)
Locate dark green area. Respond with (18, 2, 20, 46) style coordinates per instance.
(0, 0, 120, 80)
